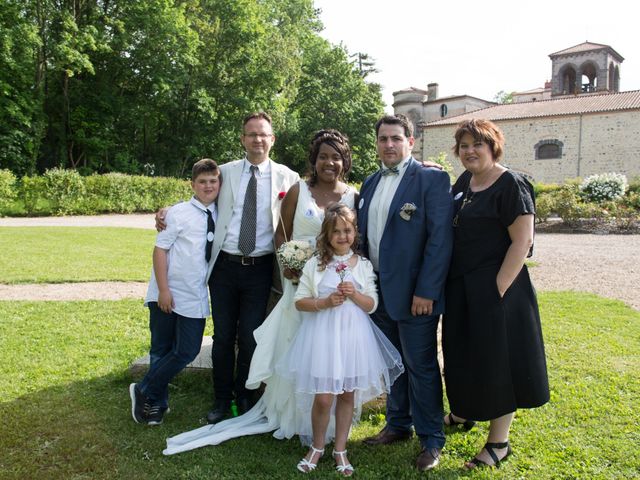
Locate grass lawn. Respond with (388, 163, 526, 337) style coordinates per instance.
(0, 227, 155, 283)
(1, 293, 638, 479)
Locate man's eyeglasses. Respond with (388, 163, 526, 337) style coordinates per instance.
(243, 133, 273, 140)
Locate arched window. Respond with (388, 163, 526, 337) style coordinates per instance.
(440, 104, 448, 117)
(534, 139, 563, 160)
(560, 66, 577, 95)
(609, 62, 615, 91)
(580, 62, 598, 93)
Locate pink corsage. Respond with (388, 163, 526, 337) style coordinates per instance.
(278, 191, 286, 200)
(335, 262, 348, 282)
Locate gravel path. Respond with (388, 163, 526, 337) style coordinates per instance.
(0, 213, 154, 229)
(1, 215, 638, 310)
(529, 234, 639, 310)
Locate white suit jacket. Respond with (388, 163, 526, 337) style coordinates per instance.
(206, 158, 300, 280)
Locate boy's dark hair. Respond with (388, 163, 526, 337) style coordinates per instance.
(375, 114, 414, 138)
(191, 158, 220, 181)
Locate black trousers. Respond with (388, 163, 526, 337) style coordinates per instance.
(208, 254, 274, 401)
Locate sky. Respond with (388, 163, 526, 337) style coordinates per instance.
(314, 0, 640, 111)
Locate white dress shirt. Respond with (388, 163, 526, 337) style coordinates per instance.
(145, 197, 217, 318)
(222, 158, 274, 256)
(367, 156, 411, 271)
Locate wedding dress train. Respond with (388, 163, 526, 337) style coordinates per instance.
(163, 182, 355, 455)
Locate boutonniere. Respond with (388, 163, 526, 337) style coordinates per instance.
(277, 191, 286, 200)
(399, 202, 417, 221)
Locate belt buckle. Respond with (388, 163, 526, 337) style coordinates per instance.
(241, 256, 253, 266)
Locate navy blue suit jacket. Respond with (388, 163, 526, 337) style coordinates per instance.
(358, 158, 453, 319)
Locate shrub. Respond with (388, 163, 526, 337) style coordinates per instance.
(0, 169, 18, 214)
(13, 172, 193, 216)
(427, 152, 455, 179)
(621, 191, 640, 210)
(580, 172, 628, 203)
(535, 192, 556, 223)
(84, 173, 139, 213)
(82, 174, 191, 213)
(19, 176, 48, 215)
(144, 176, 192, 211)
(533, 182, 562, 197)
(44, 168, 86, 215)
(539, 185, 602, 223)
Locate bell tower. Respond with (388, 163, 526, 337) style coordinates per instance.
(549, 42, 623, 96)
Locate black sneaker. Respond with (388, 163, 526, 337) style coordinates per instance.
(145, 404, 166, 426)
(129, 383, 149, 424)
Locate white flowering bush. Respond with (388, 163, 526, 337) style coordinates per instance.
(580, 172, 628, 203)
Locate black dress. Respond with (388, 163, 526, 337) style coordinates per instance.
(443, 170, 549, 421)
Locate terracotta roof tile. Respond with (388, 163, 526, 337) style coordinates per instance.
(425, 90, 640, 126)
(549, 41, 624, 61)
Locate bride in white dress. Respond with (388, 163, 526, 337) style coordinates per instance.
(164, 130, 356, 455)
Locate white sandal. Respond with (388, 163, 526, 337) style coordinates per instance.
(333, 449, 354, 476)
(297, 445, 325, 473)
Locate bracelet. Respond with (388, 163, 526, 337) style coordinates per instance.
(314, 299, 321, 311)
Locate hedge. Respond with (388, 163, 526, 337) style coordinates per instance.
(4, 169, 192, 216)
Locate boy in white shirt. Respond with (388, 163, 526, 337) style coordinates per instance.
(130, 158, 220, 425)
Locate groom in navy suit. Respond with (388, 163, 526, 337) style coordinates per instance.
(358, 114, 453, 471)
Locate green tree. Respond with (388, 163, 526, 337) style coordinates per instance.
(493, 90, 514, 104)
(350, 52, 378, 79)
(0, 0, 383, 180)
(165, 0, 317, 175)
(0, 0, 42, 175)
(275, 36, 384, 182)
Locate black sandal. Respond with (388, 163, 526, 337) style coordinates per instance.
(444, 412, 476, 431)
(465, 441, 512, 469)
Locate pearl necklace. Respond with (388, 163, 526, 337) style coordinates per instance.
(332, 250, 354, 262)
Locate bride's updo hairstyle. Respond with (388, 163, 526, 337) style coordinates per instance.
(315, 203, 359, 271)
(307, 129, 352, 187)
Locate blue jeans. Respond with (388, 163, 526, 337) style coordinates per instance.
(138, 303, 206, 407)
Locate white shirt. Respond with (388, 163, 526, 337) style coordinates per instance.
(367, 156, 411, 271)
(145, 197, 217, 318)
(222, 158, 274, 256)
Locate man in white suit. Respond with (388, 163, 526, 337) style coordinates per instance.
(156, 113, 298, 421)
(205, 112, 299, 423)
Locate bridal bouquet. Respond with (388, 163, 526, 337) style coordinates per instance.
(277, 240, 315, 284)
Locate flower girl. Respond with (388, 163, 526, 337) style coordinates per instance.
(277, 203, 404, 476)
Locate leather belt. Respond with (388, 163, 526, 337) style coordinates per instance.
(220, 251, 273, 266)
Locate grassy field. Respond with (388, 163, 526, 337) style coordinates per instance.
(0, 227, 155, 283)
(1, 293, 638, 479)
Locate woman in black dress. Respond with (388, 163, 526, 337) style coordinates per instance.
(442, 119, 549, 469)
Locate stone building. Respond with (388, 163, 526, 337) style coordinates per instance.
(393, 42, 640, 183)
(393, 83, 495, 161)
